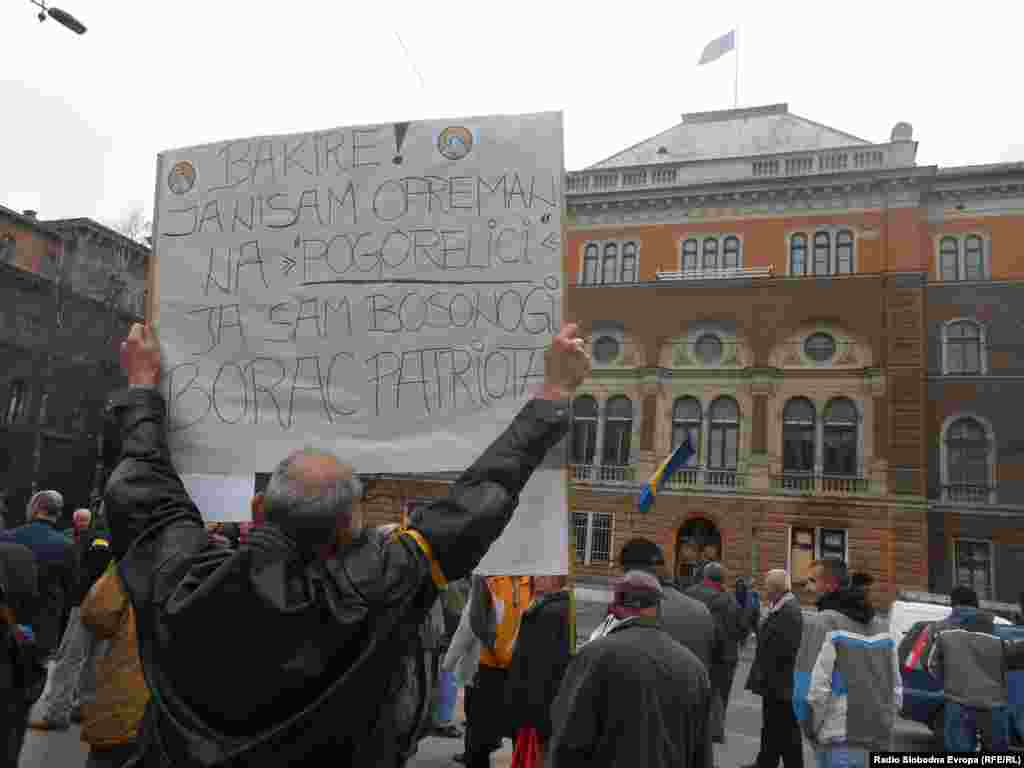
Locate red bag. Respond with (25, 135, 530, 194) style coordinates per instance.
(511, 727, 542, 768)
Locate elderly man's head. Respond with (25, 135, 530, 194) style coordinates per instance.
(764, 569, 790, 603)
(72, 508, 91, 532)
(611, 570, 664, 619)
(28, 490, 63, 522)
(252, 448, 363, 554)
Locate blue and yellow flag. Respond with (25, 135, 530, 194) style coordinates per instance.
(637, 436, 695, 514)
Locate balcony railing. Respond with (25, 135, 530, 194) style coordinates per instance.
(665, 467, 747, 491)
(565, 144, 906, 195)
(656, 266, 774, 281)
(943, 483, 995, 504)
(772, 470, 873, 496)
(570, 464, 637, 485)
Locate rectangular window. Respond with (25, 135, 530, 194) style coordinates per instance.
(603, 422, 632, 466)
(571, 420, 597, 464)
(572, 511, 588, 563)
(823, 427, 857, 476)
(708, 425, 738, 469)
(954, 539, 993, 601)
(819, 529, 847, 561)
(789, 527, 849, 586)
(573, 511, 613, 565)
(790, 527, 816, 586)
(783, 426, 815, 472)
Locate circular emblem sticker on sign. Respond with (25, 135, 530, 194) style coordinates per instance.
(437, 127, 473, 161)
(168, 161, 196, 195)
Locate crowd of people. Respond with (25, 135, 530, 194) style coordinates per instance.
(0, 320, 1022, 767)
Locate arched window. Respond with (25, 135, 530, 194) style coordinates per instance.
(602, 243, 619, 285)
(3, 380, 27, 425)
(964, 235, 984, 280)
(945, 320, 983, 374)
(702, 237, 719, 270)
(583, 244, 599, 285)
(671, 397, 702, 462)
(682, 239, 699, 272)
(945, 417, 992, 502)
(620, 242, 637, 283)
(708, 397, 739, 470)
(783, 398, 816, 472)
(602, 396, 633, 466)
(722, 236, 741, 270)
(823, 398, 858, 476)
(790, 234, 808, 275)
(939, 237, 960, 282)
(836, 230, 854, 274)
(813, 232, 831, 275)
(570, 396, 598, 465)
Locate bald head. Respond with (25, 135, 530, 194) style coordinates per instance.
(260, 448, 363, 553)
(28, 490, 63, 521)
(72, 508, 91, 532)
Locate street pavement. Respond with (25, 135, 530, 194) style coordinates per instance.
(18, 599, 938, 767)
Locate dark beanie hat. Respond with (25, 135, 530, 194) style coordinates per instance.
(620, 538, 666, 569)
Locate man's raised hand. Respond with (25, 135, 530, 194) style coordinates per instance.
(541, 322, 591, 401)
(120, 323, 162, 387)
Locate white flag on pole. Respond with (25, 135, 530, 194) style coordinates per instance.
(698, 30, 735, 65)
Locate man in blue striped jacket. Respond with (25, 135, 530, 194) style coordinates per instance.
(925, 586, 1013, 752)
(793, 559, 900, 768)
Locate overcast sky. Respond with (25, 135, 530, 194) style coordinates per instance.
(2, 0, 1022, 226)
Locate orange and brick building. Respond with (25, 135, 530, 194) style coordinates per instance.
(366, 103, 1024, 609)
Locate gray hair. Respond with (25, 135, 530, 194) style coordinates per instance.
(28, 490, 63, 519)
(262, 449, 362, 531)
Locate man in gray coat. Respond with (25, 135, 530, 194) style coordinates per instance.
(686, 562, 744, 744)
(619, 538, 714, 672)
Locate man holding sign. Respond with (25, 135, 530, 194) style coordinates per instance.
(102, 320, 588, 767)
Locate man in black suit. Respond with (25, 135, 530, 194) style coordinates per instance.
(744, 569, 804, 768)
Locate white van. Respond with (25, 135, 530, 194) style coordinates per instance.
(890, 590, 1012, 646)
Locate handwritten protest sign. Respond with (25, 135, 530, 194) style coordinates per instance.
(152, 112, 567, 572)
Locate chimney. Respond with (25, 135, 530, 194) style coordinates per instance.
(22, 210, 37, 220)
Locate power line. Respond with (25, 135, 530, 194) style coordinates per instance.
(394, 32, 427, 91)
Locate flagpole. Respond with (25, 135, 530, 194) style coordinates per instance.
(733, 26, 739, 108)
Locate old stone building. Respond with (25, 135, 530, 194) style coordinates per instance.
(559, 104, 1024, 606)
(332, 105, 1024, 608)
(0, 205, 149, 524)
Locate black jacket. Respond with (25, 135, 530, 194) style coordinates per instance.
(745, 593, 802, 701)
(685, 582, 745, 668)
(102, 387, 568, 767)
(0, 519, 74, 654)
(505, 590, 573, 743)
(548, 616, 712, 768)
(69, 529, 114, 607)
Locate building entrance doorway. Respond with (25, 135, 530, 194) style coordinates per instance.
(675, 517, 722, 587)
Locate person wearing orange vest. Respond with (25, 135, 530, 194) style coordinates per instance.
(459, 575, 532, 768)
